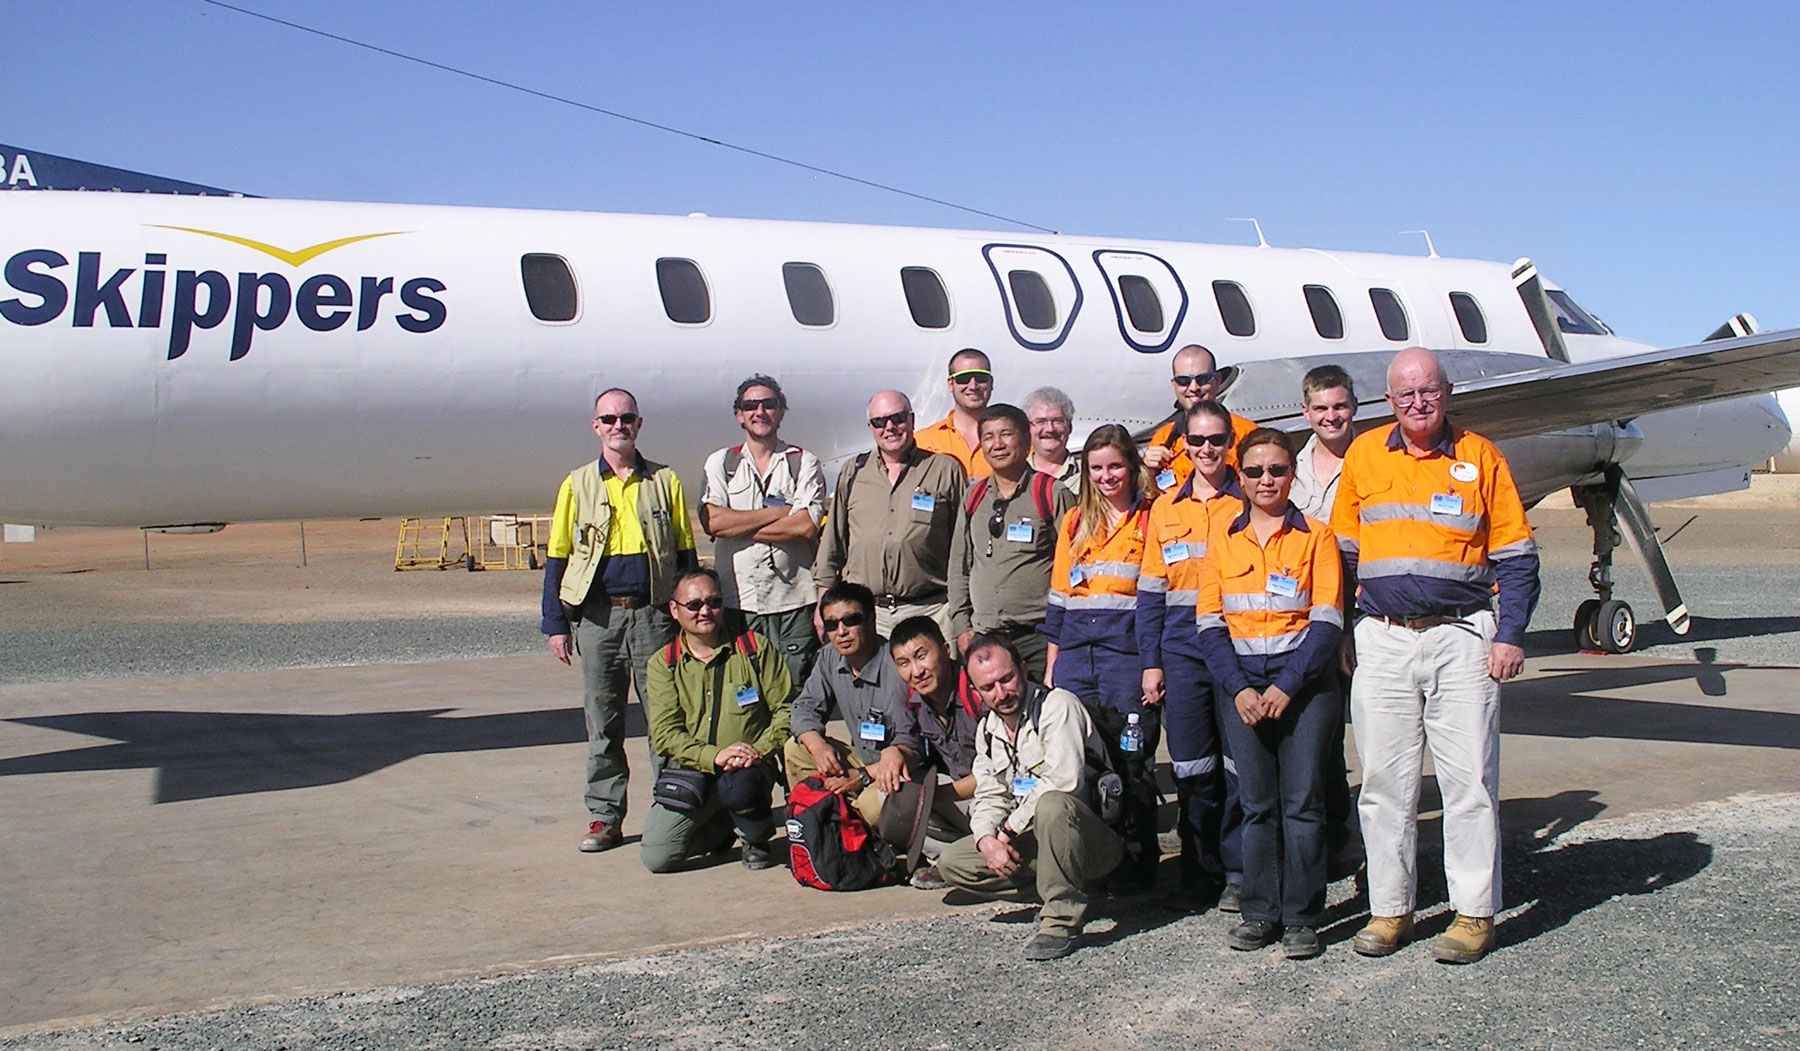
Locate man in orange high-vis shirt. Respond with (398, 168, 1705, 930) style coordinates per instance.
(1142, 344, 1254, 495)
(915, 347, 994, 477)
(1332, 347, 1540, 965)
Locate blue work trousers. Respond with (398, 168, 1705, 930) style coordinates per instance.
(1220, 673, 1340, 929)
(1163, 650, 1243, 886)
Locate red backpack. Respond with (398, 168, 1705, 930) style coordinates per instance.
(785, 777, 896, 891)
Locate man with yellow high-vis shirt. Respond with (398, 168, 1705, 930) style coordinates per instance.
(543, 388, 698, 854)
(1332, 348, 1540, 965)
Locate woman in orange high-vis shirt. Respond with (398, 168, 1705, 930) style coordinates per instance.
(1197, 428, 1344, 959)
(1043, 423, 1158, 888)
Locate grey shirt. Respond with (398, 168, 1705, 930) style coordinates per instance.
(895, 683, 983, 781)
(947, 469, 1076, 635)
(789, 644, 912, 765)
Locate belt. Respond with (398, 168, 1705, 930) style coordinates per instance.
(874, 591, 945, 609)
(604, 594, 650, 609)
(1368, 603, 1490, 631)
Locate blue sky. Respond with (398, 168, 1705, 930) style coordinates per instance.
(10, 0, 1799, 347)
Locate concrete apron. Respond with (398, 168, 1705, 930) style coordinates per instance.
(2, 651, 1797, 1035)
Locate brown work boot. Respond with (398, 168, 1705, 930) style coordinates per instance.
(579, 820, 622, 853)
(1352, 912, 1415, 957)
(1429, 914, 1495, 964)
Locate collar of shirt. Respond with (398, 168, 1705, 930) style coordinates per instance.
(1384, 421, 1458, 457)
(1177, 468, 1243, 502)
(831, 644, 893, 687)
(598, 452, 649, 479)
(1228, 501, 1312, 536)
(672, 632, 744, 666)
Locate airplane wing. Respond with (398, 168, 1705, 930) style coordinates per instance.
(1234, 328, 1800, 441)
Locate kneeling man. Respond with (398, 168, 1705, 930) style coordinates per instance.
(642, 569, 793, 872)
(937, 635, 1123, 960)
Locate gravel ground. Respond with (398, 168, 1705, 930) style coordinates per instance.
(5, 793, 1794, 1050)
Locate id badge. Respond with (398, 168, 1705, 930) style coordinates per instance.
(1430, 492, 1464, 516)
(734, 685, 761, 708)
(1068, 564, 1086, 588)
(911, 492, 936, 512)
(858, 720, 886, 742)
(764, 493, 788, 508)
(1006, 521, 1034, 543)
(1156, 469, 1177, 491)
(1266, 573, 1300, 598)
(1162, 541, 1191, 564)
(1010, 775, 1039, 797)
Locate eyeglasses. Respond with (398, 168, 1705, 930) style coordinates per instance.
(595, 412, 640, 426)
(1185, 432, 1231, 448)
(949, 368, 993, 385)
(821, 611, 867, 632)
(1029, 416, 1070, 430)
(1390, 385, 1446, 407)
(869, 411, 911, 430)
(736, 397, 782, 412)
(1241, 464, 1291, 479)
(1173, 371, 1219, 388)
(676, 596, 724, 612)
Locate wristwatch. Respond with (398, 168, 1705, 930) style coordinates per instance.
(857, 768, 873, 790)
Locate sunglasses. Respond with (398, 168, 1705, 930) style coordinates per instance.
(1185, 432, 1231, 448)
(1241, 464, 1291, 479)
(736, 397, 782, 412)
(821, 611, 867, 632)
(676, 596, 724, 612)
(1173, 371, 1219, 388)
(869, 411, 911, 430)
(949, 368, 993, 384)
(595, 413, 640, 426)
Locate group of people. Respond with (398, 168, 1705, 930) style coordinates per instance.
(541, 341, 1540, 964)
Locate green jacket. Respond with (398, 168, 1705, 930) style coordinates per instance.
(646, 631, 793, 772)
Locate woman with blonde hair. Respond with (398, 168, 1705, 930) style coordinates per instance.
(1043, 423, 1159, 889)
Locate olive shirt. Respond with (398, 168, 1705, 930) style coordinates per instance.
(789, 644, 914, 766)
(947, 469, 1077, 636)
(814, 446, 966, 601)
(645, 632, 793, 773)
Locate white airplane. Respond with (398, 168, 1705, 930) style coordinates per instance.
(3, 190, 1797, 653)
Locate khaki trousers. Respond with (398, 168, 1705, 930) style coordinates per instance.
(936, 791, 1123, 936)
(873, 599, 950, 648)
(783, 736, 883, 826)
(1351, 610, 1503, 918)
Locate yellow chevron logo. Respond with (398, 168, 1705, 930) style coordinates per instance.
(148, 226, 408, 266)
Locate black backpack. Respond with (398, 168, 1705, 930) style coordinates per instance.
(785, 776, 895, 891)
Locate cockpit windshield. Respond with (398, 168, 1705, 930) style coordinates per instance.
(1545, 289, 1611, 336)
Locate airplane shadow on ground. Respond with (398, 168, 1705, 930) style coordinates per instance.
(1312, 781, 1714, 951)
(1523, 613, 1800, 659)
(0, 703, 627, 803)
(1502, 657, 1800, 749)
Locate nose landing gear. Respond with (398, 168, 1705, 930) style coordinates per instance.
(1569, 466, 1688, 654)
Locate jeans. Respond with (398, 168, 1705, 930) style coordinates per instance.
(1220, 672, 1339, 928)
(1163, 649, 1243, 886)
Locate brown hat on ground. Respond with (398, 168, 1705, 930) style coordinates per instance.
(877, 775, 936, 873)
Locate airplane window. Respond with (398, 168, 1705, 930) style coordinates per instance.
(783, 262, 835, 327)
(1545, 289, 1610, 335)
(1303, 284, 1343, 340)
(1369, 288, 1410, 341)
(1117, 274, 1164, 333)
(656, 258, 711, 324)
(1009, 269, 1057, 331)
(1450, 292, 1488, 344)
(520, 253, 578, 322)
(1213, 281, 1256, 337)
(900, 267, 951, 329)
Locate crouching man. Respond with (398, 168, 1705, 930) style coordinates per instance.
(886, 616, 984, 889)
(642, 569, 793, 873)
(938, 634, 1124, 960)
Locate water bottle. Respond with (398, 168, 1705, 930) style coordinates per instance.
(1121, 712, 1143, 754)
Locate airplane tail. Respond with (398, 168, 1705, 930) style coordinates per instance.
(0, 142, 246, 196)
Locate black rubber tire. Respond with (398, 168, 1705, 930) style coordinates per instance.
(1595, 599, 1636, 654)
(466, 552, 479, 572)
(1573, 599, 1602, 650)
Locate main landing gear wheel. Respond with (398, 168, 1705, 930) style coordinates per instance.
(1593, 599, 1636, 654)
(1573, 599, 1602, 651)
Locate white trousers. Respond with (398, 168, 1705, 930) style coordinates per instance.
(1351, 610, 1503, 918)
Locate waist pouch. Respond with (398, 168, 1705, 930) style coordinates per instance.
(652, 767, 712, 813)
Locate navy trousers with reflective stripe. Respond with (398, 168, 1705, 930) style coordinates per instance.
(1163, 650, 1243, 886)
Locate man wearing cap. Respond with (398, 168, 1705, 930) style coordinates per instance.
(1142, 345, 1256, 495)
(1333, 347, 1540, 964)
(814, 390, 966, 639)
(700, 374, 827, 684)
(886, 615, 984, 888)
(947, 403, 1076, 681)
(782, 582, 913, 827)
(937, 634, 1123, 960)
(543, 387, 697, 855)
(914, 347, 995, 477)
(1024, 386, 1081, 495)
